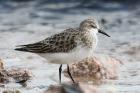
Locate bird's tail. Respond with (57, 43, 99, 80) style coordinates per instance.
(15, 47, 28, 52)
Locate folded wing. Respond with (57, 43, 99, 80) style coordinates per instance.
(15, 28, 79, 53)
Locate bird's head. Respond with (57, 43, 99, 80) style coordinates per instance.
(79, 18, 110, 37)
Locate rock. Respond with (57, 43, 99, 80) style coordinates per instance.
(7, 68, 31, 87)
(0, 58, 31, 87)
(0, 70, 9, 83)
(0, 59, 8, 83)
(43, 83, 115, 93)
(8, 68, 31, 82)
(0, 68, 31, 87)
(44, 85, 66, 93)
(63, 55, 122, 82)
(0, 59, 4, 69)
(2, 90, 21, 93)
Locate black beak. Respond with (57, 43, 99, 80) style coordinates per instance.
(98, 29, 110, 37)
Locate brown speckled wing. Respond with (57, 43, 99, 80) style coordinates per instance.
(15, 28, 79, 53)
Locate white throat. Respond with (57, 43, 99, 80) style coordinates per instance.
(89, 28, 98, 38)
(89, 28, 98, 51)
(89, 28, 98, 34)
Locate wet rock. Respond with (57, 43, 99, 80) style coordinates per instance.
(8, 68, 31, 83)
(2, 89, 21, 93)
(7, 68, 31, 87)
(0, 68, 31, 87)
(63, 55, 122, 82)
(0, 59, 9, 83)
(44, 83, 114, 93)
(0, 70, 9, 83)
(0, 59, 4, 69)
(44, 85, 66, 93)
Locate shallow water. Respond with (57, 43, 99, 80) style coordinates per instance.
(0, 1, 140, 93)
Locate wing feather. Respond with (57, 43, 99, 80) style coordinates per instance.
(15, 28, 79, 53)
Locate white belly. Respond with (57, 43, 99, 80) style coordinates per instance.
(38, 46, 93, 64)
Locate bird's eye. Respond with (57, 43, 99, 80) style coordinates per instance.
(91, 25, 97, 28)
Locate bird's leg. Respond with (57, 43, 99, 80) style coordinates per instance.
(67, 64, 75, 83)
(59, 64, 62, 84)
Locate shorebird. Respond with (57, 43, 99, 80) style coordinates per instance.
(15, 18, 110, 83)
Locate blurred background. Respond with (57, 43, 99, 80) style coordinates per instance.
(0, 0, 139, 93)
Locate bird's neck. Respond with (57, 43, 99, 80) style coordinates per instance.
(88, 28, 98, 49)
(80, 28, 98, 49)
(88, 28, 98, 39)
